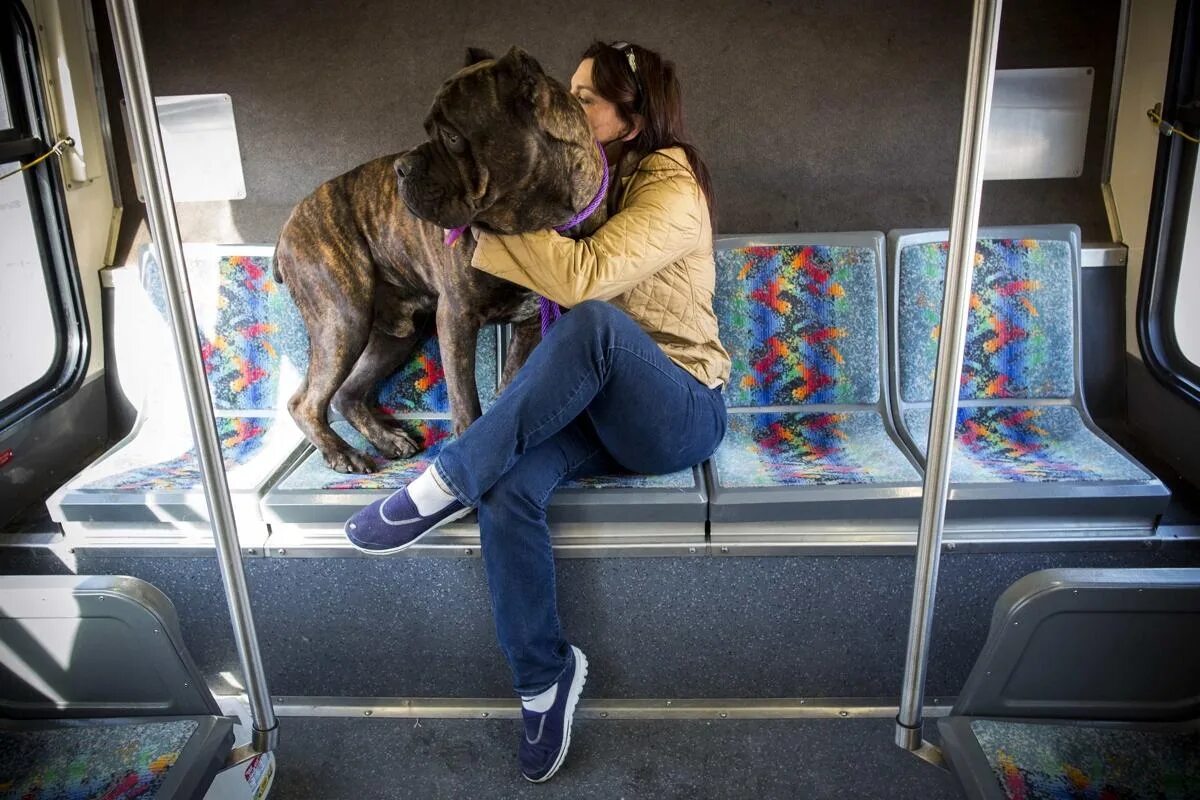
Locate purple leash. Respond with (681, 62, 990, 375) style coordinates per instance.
(444, 140, 610, 337)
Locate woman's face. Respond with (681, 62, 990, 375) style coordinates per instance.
(571, 58, 638, 145)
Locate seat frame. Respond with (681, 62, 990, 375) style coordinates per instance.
(47, 244, 307, 553)
(705, 233, 925, 553)
(887, 225, 1168, 538)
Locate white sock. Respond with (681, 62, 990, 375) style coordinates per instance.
(407, 466, 456, 515)
(521, 684, 558, 713)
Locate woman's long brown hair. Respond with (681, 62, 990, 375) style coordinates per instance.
(581, 41, 715, 228)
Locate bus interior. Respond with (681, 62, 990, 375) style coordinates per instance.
(1, 0, 1199, 797)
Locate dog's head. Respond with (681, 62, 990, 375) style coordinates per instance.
(395, 47, 603, 235)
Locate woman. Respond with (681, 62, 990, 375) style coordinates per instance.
(345, 40, 730, 782)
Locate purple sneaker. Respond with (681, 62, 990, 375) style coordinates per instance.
(343, 486, 471, 555)
(520, 645, 589, 783)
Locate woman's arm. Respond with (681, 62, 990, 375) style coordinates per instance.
(470, 154, 704, 307)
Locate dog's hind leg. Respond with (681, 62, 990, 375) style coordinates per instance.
(289, 316, 378, 473)
(281, 242, 378, 474)
(334, 324, 426, 459)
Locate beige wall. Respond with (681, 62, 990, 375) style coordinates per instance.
(1109, 0, 1176, 356)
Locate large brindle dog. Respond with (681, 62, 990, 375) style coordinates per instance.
(275, 47, 607, 473)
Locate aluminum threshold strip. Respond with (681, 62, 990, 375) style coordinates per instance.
(266, 696, 954, 721)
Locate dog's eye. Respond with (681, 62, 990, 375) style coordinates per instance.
(442, 129, 466, 153)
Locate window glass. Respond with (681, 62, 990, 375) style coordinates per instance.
(0, 74, 9, 129)
(0, 164, 59, 408)
(1173, 169, 1200, 368)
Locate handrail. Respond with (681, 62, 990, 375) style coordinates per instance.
(894, 0, 1003, 760)
(105, 0, 278, 751)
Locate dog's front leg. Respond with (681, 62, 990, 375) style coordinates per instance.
(437, 300, 484, 437)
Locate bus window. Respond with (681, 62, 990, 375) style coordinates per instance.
(0, 72, 9, 129)
(1139, 0, 1199, 406)
(0, 1, 88, 430)
(1174, 171, 1200, 368)
(0, 163, 60, 409)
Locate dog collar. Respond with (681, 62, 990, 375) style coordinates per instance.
(442, 139, 610, 247)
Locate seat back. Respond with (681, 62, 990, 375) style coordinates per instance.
(0, 575, 220, 719)
(890, 225, 1081, 410)
(714, 233, 890, 412)
(371, 329, 499, 416)
(142, 244, 300, 415)
(141, 244, 499, 418)
(952, 568, 1200, 722)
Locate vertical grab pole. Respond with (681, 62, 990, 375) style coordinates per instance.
(895, 0, 1002, 754)
(106, 0, 278, 748)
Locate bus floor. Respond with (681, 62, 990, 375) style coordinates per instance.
(269, 716, 963, 799)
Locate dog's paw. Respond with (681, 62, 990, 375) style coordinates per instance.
(325, 448, 378, 474)
(368, 427, 421, 460)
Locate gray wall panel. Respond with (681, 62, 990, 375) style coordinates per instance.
(23, 547, 1193, 700)
(106, 0, 1119, 249)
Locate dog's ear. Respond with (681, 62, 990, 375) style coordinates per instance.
(464, 47, 495, 67)
(497, 46, 546, 86)
(497, 46, 548, 118)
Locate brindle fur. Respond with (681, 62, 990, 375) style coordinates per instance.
(275, 47, 607, 473)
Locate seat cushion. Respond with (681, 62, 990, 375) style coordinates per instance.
(274, 419, 453, 491)
(715, 243, 881, 407)
(712, 410, 920, 487)
(560, 468, 696, 490)
(0, 718, 199, 799)
(904, 406, 1153, 483)
(897, 237, 1076, 402)
(274, 419, 695, 492)
(79, 416, 282, 492)
(970, 719, 1200, 800)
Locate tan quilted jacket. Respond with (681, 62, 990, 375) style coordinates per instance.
(470, 147, 732, 389)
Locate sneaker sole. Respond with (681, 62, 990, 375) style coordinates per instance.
(525, 645, 588, 784)
(347, 504, 474, 556)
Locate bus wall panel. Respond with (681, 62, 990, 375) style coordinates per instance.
(103, 0, 1120, 252)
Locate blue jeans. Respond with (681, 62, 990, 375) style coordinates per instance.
(433, 300, 727, 695)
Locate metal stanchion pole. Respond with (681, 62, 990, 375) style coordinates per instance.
(894, 0, 1003, 761)
(106, 0, 277, 750)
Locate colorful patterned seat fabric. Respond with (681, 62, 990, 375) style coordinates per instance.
(971, 720, 1200, 800)
(894, 231, 1155, 486)
(710, 238, 919, 489)
(44, 245, 309, 532)
(0, 720, 199, 800)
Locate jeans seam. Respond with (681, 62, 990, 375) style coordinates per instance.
(533, 443, 603, 511)
(607, 345, 688, 391)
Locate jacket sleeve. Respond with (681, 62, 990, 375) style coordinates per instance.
(469, 154, 704, 307)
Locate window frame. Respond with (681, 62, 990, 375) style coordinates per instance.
(1138, 0, 1200, 407)
(0, 0, 89, 432)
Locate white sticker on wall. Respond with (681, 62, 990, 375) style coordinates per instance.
(125, 93, 247, 202)
(985, 67, 1095, 181)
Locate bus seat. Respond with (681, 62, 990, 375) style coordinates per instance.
(889, 225, 1170, 538)
(936, 568, 1200, 799)
(705, 233, 923, 552)
(0, 575, 240, 798)
(46, 245, 309, 551)
(259, 313, 707, 557)
(245, 262, 503, 555)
